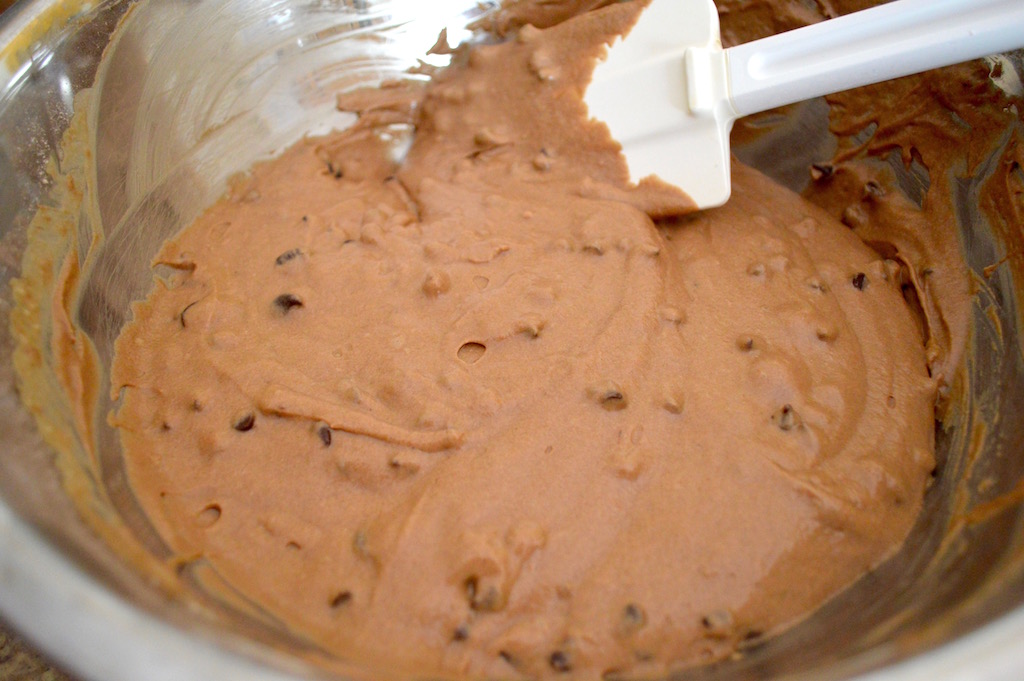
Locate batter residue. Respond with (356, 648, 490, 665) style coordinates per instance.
(110, 2, 941, 679)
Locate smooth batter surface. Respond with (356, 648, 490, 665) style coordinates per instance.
(110, 3, 938, 679)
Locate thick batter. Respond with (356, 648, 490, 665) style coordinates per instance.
(110, 2, 939, 679)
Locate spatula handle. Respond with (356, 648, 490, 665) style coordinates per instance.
(726, 0, 1024, 117)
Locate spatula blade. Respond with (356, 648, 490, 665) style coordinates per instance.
(585, 0, 734, 209)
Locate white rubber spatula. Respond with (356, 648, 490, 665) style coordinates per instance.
(585, 0, 1024, 209)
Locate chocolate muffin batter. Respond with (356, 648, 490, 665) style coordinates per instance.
(109, 2, 941, 679)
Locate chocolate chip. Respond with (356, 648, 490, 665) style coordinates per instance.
(549, 651, 572, 673)
(773, 405, 800, 432)
(329, 591, 352, 608)
(852, 272, 867, 290)
(589, 381, 628, 411)
(623, 603, 646, 628)
(453, 624, 470, 642)
(862, 180, 885, 200)
(179, 300, 200, 328)
(232, 412, 256, 432)
(274, 293, 304, 313)
(810, 163, 834, 181)
(618, 603, 647, 636)
(465, 576, 500, 611)
(275, 249, 303, 266)
(318, 425, 333, 447)
(702, 609, 735, 638)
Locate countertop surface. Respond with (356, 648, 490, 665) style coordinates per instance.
(0, 629, 70, 681)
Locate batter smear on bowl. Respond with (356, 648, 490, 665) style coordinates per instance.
(110, 2, 946, 678)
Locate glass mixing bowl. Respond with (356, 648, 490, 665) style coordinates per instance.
(1, 1, 1023, 680)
